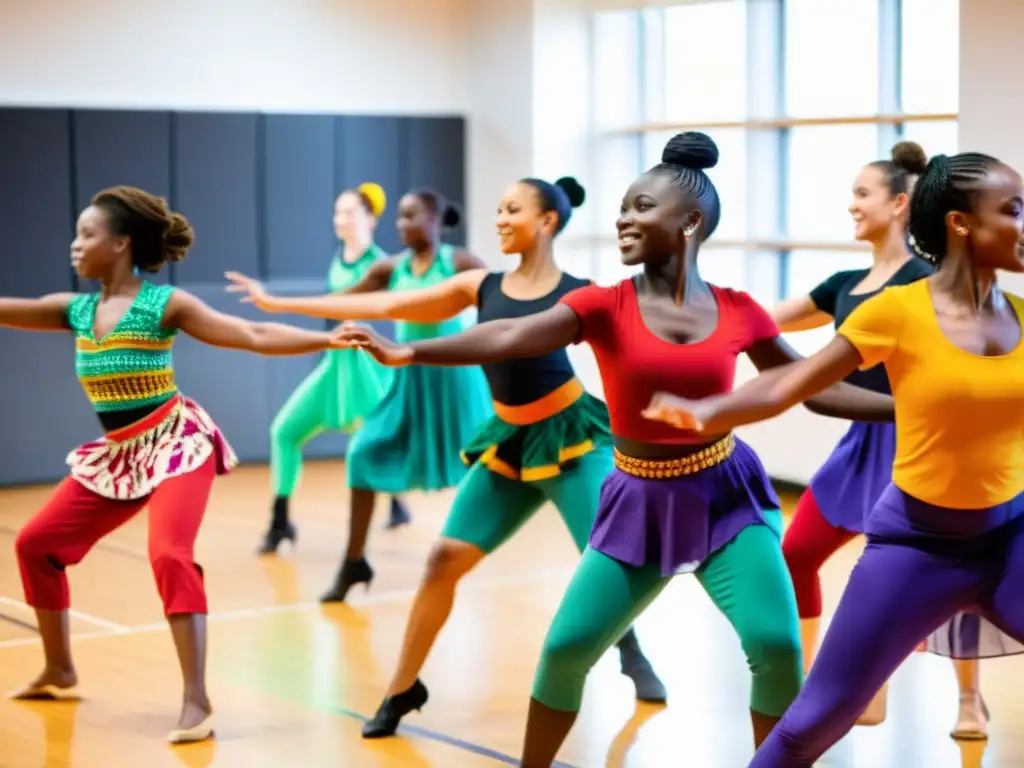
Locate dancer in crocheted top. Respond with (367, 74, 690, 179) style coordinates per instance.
(8, 186, 346, 744)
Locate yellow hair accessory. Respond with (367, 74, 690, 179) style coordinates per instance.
(357, 182, 387, 217)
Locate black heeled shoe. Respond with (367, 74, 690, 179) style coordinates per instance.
(362, 679, 429, 739)
(319, 557, 374, 603)
(385, 497, 411, 530)
(257, 522, 297, 555)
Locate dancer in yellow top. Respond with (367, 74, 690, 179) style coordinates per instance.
(645, 151, 1024, 766)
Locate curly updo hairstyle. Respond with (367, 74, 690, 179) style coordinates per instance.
(91, 186, 194, 273)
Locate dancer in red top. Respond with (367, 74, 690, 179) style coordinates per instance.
(336, 132, 896, 765)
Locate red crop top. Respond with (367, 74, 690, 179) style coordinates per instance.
(560, 279, 780, 443)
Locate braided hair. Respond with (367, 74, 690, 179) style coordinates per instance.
(91, 186, 194, 273)
(908, 152, 1000, 264)
(648, 131, 721, 240)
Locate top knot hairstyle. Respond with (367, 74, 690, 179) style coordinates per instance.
(649, 131, 721, 240)
(354, 182, 387, 216)
(91, 186, 194, 273)
(412, 188, 462, 229)
(869, 141, 928, 196)
(520, 176, 586, 234)
(908, 151, 1001, 264)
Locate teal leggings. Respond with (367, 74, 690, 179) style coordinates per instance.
(532, 514, 803, 716)
(440, 449, 612, 554)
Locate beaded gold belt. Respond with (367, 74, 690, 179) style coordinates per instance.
(613, 434, 735, 479)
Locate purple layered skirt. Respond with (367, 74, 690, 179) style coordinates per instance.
(867, 484, 1024, 660)
(809, 421, 894, 534)
(589, 437, 781, 576)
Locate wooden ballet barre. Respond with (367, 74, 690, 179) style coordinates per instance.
(605, 112, 958, 135)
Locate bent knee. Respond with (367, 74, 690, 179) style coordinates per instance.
(148, 545, 196, 573)
(781, 536, 822, 575)
(744, 625, 803, 672)
(15, 523, 50, 562)
(423, 539, 483, 582)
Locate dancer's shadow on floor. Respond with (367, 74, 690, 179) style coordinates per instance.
(954, 737, 987, 768)
(604, 701, 666, 768)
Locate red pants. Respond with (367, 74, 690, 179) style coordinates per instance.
(782, 489, 857, 619)
(15, 456, 216, 617)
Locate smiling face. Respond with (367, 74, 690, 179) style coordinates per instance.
(951, 163, 1024, 272)
(70, 205, 127, 280)
(494, 182, 558, 255)
(615, 171, 700, 267)
(849, 165, 908, 244)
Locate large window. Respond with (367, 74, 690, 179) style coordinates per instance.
(661, 1, 748, 123)
(587, 0, 959, 304)
(900, 0, 959, 114)
(592, 11, 641, 130)
(784, 0, 879, 118)
(901, 121, 958, 158)
(786, 126, 878, 241)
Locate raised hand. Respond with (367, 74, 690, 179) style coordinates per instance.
(333, 322, 414, 367)
(641, 391, 709, 431)
(224, 271, 273, 310)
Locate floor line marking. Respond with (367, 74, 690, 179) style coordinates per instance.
(0, 567, 572, 649)
(0, 596, 130, 633)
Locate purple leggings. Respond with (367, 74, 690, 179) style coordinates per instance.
(750, 484, 1024, 767)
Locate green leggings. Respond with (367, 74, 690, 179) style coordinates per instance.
(271, 362, 340, 497)
(532, 514, 803, 716)
(440, 449, 612, 554)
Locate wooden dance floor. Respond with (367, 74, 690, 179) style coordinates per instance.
(0, 460, 1020, 767)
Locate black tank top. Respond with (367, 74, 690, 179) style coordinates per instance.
(476, 271, 590, 406)
(809, 257, 933, 394)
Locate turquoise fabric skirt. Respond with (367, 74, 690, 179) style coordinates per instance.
(346, 364, 493, 493)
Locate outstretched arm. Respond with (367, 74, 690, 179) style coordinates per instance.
(772, 295, 832, 332)
(0, 293, 76, 332)
(336, 304, 581, 367)
(226, 268, 486, 324)
(646, 336, 863, 434)
(165, 290, 338, 355)
(745, 336, 893, 422)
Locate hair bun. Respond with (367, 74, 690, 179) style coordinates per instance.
(442, 203, 462, 228)
(555, 176, 586, 208)
(357, 182, 387, 216)
(162, 213, 194, 262)
(662, 131, 719, 171)
(891, 141, 928, 175)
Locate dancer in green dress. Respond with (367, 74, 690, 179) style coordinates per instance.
(229, 189, 493, 601)
(258, 184, 410, 554)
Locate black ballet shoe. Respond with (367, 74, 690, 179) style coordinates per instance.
(385, 497, 411, 530)
(319, 557, 374, 603)
(619, 646, 668, 704)
(257, 522, 297, 556)
(361, 679, 429, 738)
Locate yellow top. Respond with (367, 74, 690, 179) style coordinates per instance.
(838, 279, 1024, 509)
